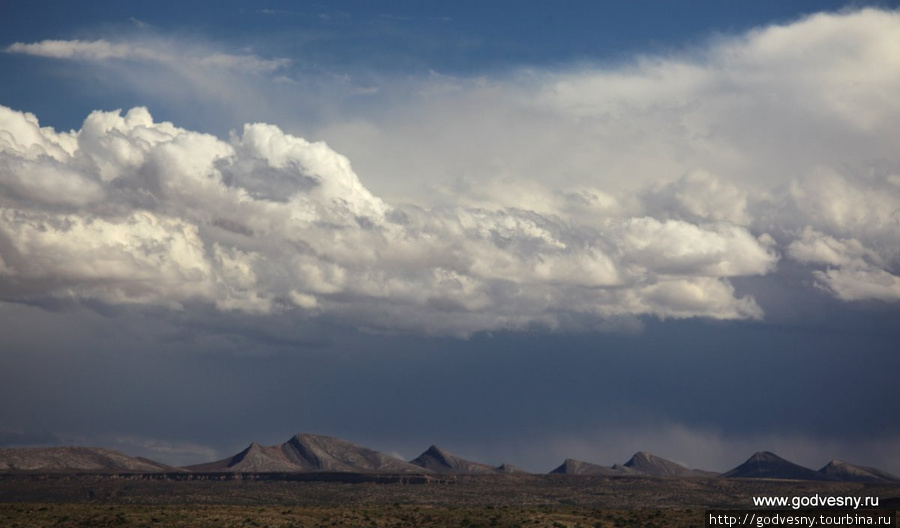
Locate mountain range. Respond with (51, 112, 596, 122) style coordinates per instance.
(2, 434, 898, 483)
(185, 433, 424, 473)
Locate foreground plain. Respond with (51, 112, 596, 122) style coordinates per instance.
(0, 474, 897, 527)
(0, 503, 701, 528)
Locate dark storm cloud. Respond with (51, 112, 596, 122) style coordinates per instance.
(0, 430, 61, 447)
(1, 300, 898, 471)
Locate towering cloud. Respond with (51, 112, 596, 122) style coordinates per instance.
(0, 104, 778, 335)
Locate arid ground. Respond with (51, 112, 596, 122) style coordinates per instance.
(1, 474, 898, 527)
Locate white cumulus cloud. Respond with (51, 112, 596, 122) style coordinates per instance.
(788, 228, 900, 302)
(3, 8, 900, 332)
(0, 105, 777, 335)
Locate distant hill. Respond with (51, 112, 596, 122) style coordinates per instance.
(184, 442, 297, 472)
(550, 458, 637, 476)
(0, 447, 177, 472)
(622, 451, 717, 477)
(186, 433, 426, 473)
(410, 445, 497, 474)
(721, 452, 829, 481)
(819, 459, 900, 483)
(549, 452, 716, 478)
(495, 463, 528, 474)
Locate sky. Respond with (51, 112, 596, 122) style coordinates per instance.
(1, 0, 899, 474)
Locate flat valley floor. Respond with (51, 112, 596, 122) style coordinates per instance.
(1, 474, 898, 527)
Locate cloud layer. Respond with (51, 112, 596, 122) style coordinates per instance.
(6, 39, 289, 73)
(0, 104, 778, 335)
(2, 8, 899, 335)
(317, 8, 900, 309)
